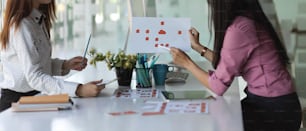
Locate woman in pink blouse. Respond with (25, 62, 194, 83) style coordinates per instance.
(170, 0, 301, 130)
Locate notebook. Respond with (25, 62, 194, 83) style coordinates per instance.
(11, 94, 73, 112)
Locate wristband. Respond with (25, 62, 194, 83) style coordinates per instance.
(200, 46, 208, 57)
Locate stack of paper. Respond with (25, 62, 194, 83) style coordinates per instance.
(11, 94, 73, 112)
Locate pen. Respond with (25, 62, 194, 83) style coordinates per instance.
(82, 34, 92, 65)
(149, 55, 159, 68)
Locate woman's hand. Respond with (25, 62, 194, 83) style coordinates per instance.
(76, 80, 105, 97)
(170, 47, 192, 69)
(189, 27, 201, 50)
(64, 56, 87, 71)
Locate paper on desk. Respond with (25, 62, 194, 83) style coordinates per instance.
(112, 88, 158, 99)
(164, 101, 208, 114)
(106, 100, 208, 116)
(127, 17, 191, 53)
(142, 100, 208, 116)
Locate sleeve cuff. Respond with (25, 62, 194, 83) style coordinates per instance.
(52, 59, 70, 76)
(208, 70, 229, 96)
(62, 81, 79, 97)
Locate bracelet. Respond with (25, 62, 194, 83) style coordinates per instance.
(200, 46, 208, 57)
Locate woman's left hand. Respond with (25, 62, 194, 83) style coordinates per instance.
(170, 47, 192, 68)
(64, 56, 87, 71)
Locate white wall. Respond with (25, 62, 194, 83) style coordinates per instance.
(273, 0, 299, 22)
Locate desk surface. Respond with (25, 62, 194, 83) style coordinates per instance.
(0, 62, 243, 131)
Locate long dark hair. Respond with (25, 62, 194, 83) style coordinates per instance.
(0, 0, 56, 49)
(207, 0, 290, 69)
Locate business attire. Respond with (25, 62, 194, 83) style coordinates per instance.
(208, 16, 301, 130)
(0, 9, 78, 112)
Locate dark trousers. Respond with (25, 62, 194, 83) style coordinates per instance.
(0, 89, 40, 112)
(241, 90, 302, 131)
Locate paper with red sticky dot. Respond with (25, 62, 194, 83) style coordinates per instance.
(141, 101, 208, 116)
(127, 17, 191, 53)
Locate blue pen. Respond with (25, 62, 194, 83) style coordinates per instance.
(149, 55, 159, 68)
(143, 54, 152, 86)
(82, 34, 92, 65)
(143, 54, 148, 69)
(136, 54, 151, 87)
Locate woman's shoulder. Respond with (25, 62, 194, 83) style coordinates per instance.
(9, 17, 37, 46)
(228, 16, 256, 33)
(14, 17, 38, 36)
(223, 16, 257, 49)
(20, 17, 35, 28)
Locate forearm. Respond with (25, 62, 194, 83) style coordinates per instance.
(185, 60, 213, 92)
(192, 44, 213, 62)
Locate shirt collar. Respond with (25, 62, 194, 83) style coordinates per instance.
(29, 9, 45, 24)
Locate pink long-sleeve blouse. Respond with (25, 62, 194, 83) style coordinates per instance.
(208, 16, 295, 97)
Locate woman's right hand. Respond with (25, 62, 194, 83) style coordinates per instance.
(170, 47, 193, 69)
(76, 80, 105, 97)
(189, 27, 201, 50)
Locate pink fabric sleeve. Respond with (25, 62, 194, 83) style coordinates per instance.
(208, 21, 254, 96)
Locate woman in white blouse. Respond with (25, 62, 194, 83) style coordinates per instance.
(0, 0, 104, 112)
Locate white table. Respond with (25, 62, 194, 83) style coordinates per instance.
(0, 62, 244, 131)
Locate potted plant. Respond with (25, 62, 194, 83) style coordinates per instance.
(89, 48, 137, 86)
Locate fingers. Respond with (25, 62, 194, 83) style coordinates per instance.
(69, 56, 88, 71)
(170, 47, 181, 55)
(94, 83, 105, 96)
(81, 59, 88, 64)
(70, 56, 86, 62)
(70, 56, 88, 64)
(170, 47, 181, 61)
(97, 84, 105, 90)
(189, 27, 199, 36)
(74, 56, 83, 59)
(73, 63, 87, 71)
(189, 28, 198, 41)
(89, 80, 105, 96)
(169, 47, 190, 68)
(89, 84, 103, 96)
(76, 83, 103, 97)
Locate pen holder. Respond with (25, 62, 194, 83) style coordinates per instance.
(136, 67, 152, 88)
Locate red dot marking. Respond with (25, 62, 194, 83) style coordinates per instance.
(178, 30, 182, 35)
(165, 43, 169, 47)
(145, 37, 149, 41)
(146, 29, 150, 34)
(158, 30, 166, 35)
(160, 43, 164, 46)
(155, 38, 159, 41)
(161, 21, 164, 25)
(136, 29, 140, 33)
(155, 44, 158, 47)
